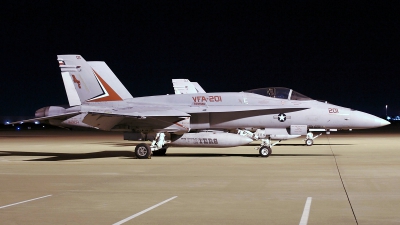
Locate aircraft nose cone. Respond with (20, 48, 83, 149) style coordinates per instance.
(351, 111, 391, 129)
(376, 118, 391, 126)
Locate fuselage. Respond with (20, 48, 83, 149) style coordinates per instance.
(54, 91, 388, 131)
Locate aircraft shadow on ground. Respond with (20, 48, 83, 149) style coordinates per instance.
(156, 153, 334, 158)
(0, 150, 334, 161)
(245, 143, 353, 146)
(96, 142, 139, 147)
(0, 151, 135, 161)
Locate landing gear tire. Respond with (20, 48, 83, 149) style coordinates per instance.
(259, 146, 272, 157)
(135, 143, 152, 159)
(153, 148, 167, 156)
(305, 139, 313, 146)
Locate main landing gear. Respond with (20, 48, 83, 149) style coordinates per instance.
(304, 132, 322, 146)
(134, 132, 169, 159)
(134, 143, 152, 159)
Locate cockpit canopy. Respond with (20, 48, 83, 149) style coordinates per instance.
(245, 87, 312, 101)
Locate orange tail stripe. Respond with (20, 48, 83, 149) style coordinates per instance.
(89, 70, 123, 102)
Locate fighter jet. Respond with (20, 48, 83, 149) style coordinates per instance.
(12, 55, 390, 159)
(172, 79, 332, 146)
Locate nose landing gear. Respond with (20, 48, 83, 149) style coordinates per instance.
(304, 132, 322, 146)
(259, 146, 272, 157)
(255, 138, 281, 157)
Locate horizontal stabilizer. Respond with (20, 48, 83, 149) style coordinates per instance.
(9, 112, 81, 124)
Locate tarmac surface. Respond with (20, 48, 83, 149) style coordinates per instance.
(1, 127, 399, 224)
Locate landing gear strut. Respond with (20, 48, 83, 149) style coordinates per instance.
(237, 129, 280, 158)
(255, 138, 281, 157)
(135, 132, 169, 159)
(150, 132, 169, 156)
(304, 132, 322, 146)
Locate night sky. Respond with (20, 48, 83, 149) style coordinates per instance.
(1, 1, 399, 118)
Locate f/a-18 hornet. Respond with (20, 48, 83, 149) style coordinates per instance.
(13, 55, 390, 159)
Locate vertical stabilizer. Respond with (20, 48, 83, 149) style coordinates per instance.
(58, 55, 124, 103)
(61, 72, 81, 106)
(172, 79, 206, 94)
(88, 61, 133, 99)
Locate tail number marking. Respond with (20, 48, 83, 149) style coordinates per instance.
(192, 96, 222, 103)
(329, 108, 339, 113)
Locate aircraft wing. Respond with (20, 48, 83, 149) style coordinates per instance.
(81, 105, 308, 131)
(9, 112, 81, 124)
(98, 109, 191, 117)
(82, 109, 190, 131)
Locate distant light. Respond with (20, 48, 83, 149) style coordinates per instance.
(20, 122, 24, 124)
(388, 116, 400, 121)
(34, 121, 39, 124)
(17, 127, 20, 130)
(5, 121, 10, 124)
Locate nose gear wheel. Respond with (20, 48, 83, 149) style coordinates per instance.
(259, 146, 272, 157)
